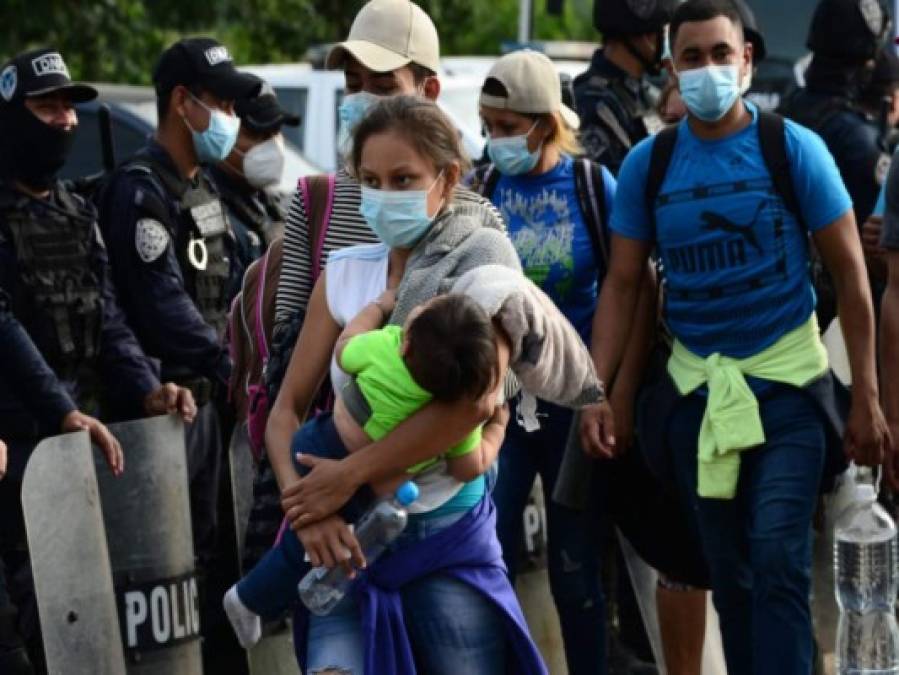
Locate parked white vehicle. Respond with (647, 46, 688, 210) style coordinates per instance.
(244, 63, 490, 171)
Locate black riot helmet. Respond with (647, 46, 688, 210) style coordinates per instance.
(729, 0, 767, 63)
(807, 0, 891, 64)
(594, 0, 678, 36)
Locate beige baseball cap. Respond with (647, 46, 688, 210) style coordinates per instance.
(326, 0, 440, 74)
(479, 50, 580, 130)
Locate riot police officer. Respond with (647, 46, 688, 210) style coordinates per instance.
(574, 0, 677, 175)
(207, 79, 298, 302)
(779, 0, 892, 226)
(97, 36, 258, 672)
(0, 48, 196, 673)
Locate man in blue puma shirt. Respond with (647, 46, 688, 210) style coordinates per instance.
(583, 1, 891, 673)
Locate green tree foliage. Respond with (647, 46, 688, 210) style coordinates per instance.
(0, 0, 596, 83)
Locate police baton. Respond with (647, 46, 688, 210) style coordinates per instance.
(551, 410, 596, 510)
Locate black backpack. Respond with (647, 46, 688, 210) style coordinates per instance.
(643, 111, 836, 326)
(471, 157, 611, 279)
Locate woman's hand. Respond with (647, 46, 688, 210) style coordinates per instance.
(282, 455, 362, 528)
(295, 514, 365, 576)
(62, 411, 123, 476)
(579, 401, 617, 459)
(0, 439, 7, 481)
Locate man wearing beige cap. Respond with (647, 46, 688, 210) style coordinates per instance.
(272, 0, 503, 338)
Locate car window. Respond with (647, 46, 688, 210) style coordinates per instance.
(60, 107, 152, 180)
(272, 86, 308, 151)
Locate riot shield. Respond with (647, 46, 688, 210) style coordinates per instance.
(21, 430, 126, 675)
(95, 415, 202, 674)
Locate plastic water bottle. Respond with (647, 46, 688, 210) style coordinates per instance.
(834, 465, 899, 674)
(298, 481, 419, 616)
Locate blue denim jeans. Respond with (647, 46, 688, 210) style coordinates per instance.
(305, 511, 508, 675)
(493, 400, 607, 675)
(669, 384, 826, 675)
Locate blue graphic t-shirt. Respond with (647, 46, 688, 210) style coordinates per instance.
(611, 103, 852, 359)
(492, 155, 616, 341)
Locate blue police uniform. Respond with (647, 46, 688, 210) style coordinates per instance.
(0, 181, 161, 673)
(781, 87, 889, 225)
(206, 164, 283, 303)
(98, 138, 232, 565)
(574, 50, 661, 177)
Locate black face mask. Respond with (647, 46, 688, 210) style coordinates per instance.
(624, 30, 665, 77)
(0, 104, 75, 190)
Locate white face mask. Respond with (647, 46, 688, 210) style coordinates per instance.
(237, 135, 285, 189)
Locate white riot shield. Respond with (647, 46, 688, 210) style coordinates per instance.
(21, 430, 126, 675)
(95, 415, 202, 674)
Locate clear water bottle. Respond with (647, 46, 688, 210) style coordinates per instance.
(298, 481, 419, 616)
(834, 465, 899, 674)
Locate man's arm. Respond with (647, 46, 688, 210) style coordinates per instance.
(579, 235, 653, 457)
(813, 211, 891, 470)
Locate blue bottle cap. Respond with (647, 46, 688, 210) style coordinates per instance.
(394, 481, 419, 507)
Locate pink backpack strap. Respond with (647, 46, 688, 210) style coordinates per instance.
(253, 249, 271, 364)
(310, 173, 336, 283)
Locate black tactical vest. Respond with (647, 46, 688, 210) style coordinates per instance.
(0, 183, 103, 377)
(125, 157, 233, 337)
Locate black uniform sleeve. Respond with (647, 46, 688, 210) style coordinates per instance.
(0, 289, 76, 432)
(100, 173, 231, 386)
(91, 223, 161, 410)
(574, 87, 633, 177)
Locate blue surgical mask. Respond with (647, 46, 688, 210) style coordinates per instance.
(338, 92, 381, 156)
(677, 64, 741, 123)
(184, 93, 240, 163)
(487, 120, 541, 175)
(359, 172, 444, 248)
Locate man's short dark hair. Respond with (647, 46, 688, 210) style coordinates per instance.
(670, 0, 744, 52)
(156, 83, 203, 123)
(404, 294, 498, 403)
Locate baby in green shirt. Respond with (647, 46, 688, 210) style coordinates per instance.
(332, 290, 507, 488)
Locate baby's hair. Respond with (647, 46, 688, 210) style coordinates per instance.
(351, 95, 471, 178)
(404, 294, 498, 403)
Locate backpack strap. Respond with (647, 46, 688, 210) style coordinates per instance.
(298, 173, 337, 285)
(471, 163, 501, 200)
(645, 124, 680, 234)
(757, 111, 804, 228)
(573, 157, 609, 275)
(253, 247, 272, 365)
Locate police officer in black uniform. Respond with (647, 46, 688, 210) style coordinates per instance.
(574, 0, 677, 175)
(97, 37, 258, 672)
(0, 48, 196, 674)
(207, 79, 298, 302)
(779, 0, 892, 226)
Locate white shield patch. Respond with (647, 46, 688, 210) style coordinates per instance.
(135, 219, 170, 263)
(0, 65, 17, 102)
(876, 153, 891, 186)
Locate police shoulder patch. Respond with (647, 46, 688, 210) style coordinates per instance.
(876, 153, 891, 186)
(135, 218, 170, 263)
